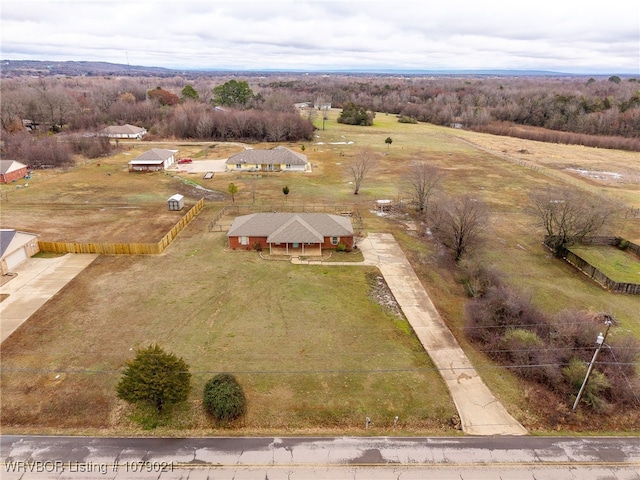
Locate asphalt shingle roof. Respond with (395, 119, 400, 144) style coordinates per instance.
(130, 148, 177, 162)
(0, 229, 16, 257)
(227, 213, 353, 243)
(226, 146, 308, 166)
(101, 124, 146, 135)
(0, 160, 27, 175)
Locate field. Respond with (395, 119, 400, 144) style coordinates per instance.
(1, 110, 639, 434)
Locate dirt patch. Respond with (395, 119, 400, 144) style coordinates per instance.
(367, 271, 404, 319)
(1, 204, 188, 243)
(1, 273, 17, 288)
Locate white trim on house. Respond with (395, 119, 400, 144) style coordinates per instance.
(226, 146, 310, 172)
(100, 124, 147, 139)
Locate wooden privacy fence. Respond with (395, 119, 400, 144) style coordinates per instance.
(39, 198, 205, 255)
(560, 236, 640, 295)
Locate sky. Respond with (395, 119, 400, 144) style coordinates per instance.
(1, 0, 638, 74)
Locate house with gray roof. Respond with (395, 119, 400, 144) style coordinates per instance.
(128, 148, 178, 172)
(0, 160, 28, 184)
(100, 124, 147, 139)
(225, 146, 310, 172)
(1, 229, 40, 274)
(227, 213, 353, 256)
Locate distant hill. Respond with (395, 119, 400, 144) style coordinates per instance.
(1, 59, 597, 78)
(1, 60, 179, 77)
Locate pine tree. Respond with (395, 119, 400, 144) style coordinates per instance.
(116, 344, 191, 414)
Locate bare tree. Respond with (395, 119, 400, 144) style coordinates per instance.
(92, 85, 121, 114)
(349, 147, 377, 195)
(430, 194, 489, 262)
(33, 79, 78, 132)
(530, 187, 617, 257)
(406, 162, 441, 214)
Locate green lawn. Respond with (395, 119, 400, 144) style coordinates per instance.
(2, 111, 639, 434)
(569, 245, 640, 284)
(0, 213, 456, 434)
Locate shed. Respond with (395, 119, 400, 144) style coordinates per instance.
(167, 194, 185, 211)
(376, 199, 392, 213)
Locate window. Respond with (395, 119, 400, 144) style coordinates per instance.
(286, 164, 292, 169)
(236, 164, 242, 169)
(331, 237, 339, 245)
(240, 236, 249, 246)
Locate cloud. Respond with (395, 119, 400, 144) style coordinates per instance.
(1, 0, 638, 73)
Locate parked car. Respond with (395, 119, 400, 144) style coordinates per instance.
(178, 158, 193, 164)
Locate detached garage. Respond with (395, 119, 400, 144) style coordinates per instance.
(128, 148, 178, 172)
(0, 229, 40, 274)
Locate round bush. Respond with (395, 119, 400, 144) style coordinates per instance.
(203, 374, 247, 422)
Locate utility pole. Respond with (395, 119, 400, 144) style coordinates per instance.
(572, 316, 613, 412)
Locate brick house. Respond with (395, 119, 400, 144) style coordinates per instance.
(227, 213, 353, 256)
(0, 160, 28, 184)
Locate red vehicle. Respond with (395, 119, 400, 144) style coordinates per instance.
(178, 158, 193, 164)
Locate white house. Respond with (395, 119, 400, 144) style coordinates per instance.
(100, 124, 147, 139)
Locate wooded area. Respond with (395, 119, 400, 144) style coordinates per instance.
(1, 73, 639, 167)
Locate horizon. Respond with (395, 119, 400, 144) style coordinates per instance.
(3, 59, 636, 77)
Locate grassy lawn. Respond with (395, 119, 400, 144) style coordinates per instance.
(0, 211, 455, 435)
(1, 111, 639, 434)
(569, 245, 640, 284)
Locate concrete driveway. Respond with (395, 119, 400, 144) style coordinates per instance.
(295, 233, 527, 436)
(168, 159, 228, 174)
(0, 254, 98, 343)
(361, 233, 527, 436)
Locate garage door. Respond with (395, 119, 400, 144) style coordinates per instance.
(4, 248, 27, 271)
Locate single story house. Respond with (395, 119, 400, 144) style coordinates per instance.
(227, 212, 354, 256)
(226, 146, 310, 172)
(0, 229, 40, 274)
(128, 148, 178, 172)
(100, 124, 147, 139)
(0, 160, 28, 184)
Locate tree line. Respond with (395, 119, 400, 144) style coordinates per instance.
(2, 72, 639, 166)
(257, 74, 640, 150)
(0, 76, 314, 166)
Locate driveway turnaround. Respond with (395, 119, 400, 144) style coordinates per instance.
(296, 233, 527, 436)
(2, 435, 638, 479)
(0, 254, 98, 343)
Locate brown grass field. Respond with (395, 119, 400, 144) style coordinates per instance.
(1, 110, 639, 435)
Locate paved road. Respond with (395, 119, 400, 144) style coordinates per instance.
(296, 233, 527, 436)
(2, 435, 638, 479)
(0, 254, 98, 343)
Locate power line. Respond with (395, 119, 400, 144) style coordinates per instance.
(2, 361, 638, 376)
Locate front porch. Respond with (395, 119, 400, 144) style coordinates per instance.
(269, 243, 322, 257)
